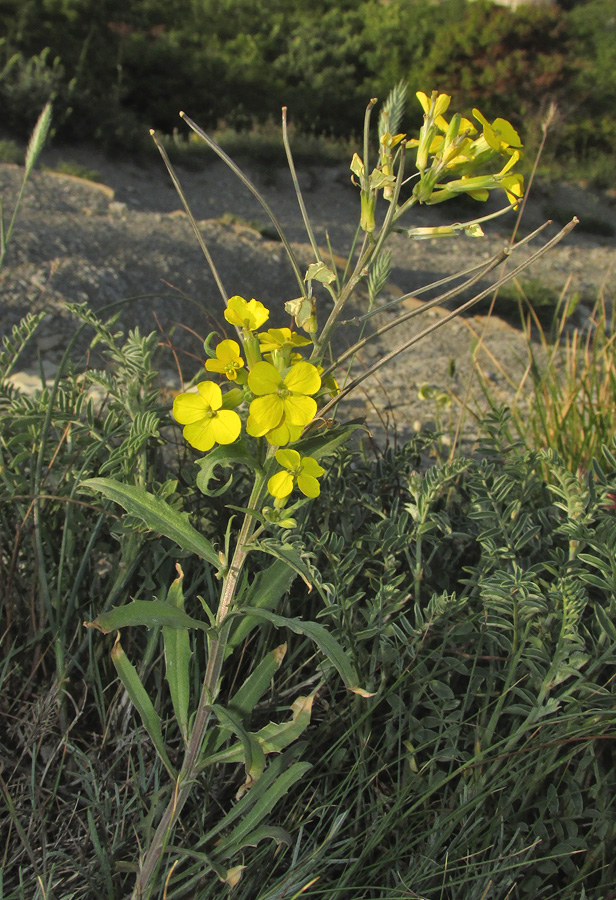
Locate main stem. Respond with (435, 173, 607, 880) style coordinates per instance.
(131, 471, 267, 899)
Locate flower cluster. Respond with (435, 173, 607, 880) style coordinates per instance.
(172, 295, 332, 504)
(408, 90, 524, 208)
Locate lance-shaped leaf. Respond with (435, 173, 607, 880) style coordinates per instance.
(293, 420, 365, 461)
(226, 561, 297, 655)
(212, 704, 267, 796)
(254, 541, 314, 590)
(162, 565, 192, 745)
(195, 442, 263, 497)
(244, 609, 375, 698)
(201, 747, 308, 847)
(228, 644, 286, 720)
(254, 694, 314, 754)
(110, 636, 176, 777)
(84, 599, 207, 634)
(214, 761, 311, 861)
(81, 478, 221, 569)
(202, 694, 314, 774)
(211, 644, 288, 753)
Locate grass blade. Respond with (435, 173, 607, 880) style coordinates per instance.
(111, 636, 176, 777)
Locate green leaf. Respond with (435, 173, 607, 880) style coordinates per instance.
(162, 565, 192, 745)
(224, 825, 291, 851)
(254, 541, 314, 590)
(110, 637, 175, 777)
(226, 560, 298, 654)
(195, 441, 262, 497)
(240, 609, 375, 698)
(201, 748, 307, 847)
(595, 602, 616, 642)
(214, 761, 312, 861)
(294, 421, 364, 461)
(84, 599, 207, 634)
(254, 694, 314, 753)
(228, 644, 287, 719)
(211, 704, 266, 791)
(81, 477, 221, 569)
(203, 694, 314, 774)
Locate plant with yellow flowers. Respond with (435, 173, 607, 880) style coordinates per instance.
(81, 83, 576, 899)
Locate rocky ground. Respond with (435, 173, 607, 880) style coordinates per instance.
(1, 138, 615, 449)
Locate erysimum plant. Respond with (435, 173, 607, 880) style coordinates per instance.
(81, 84, 576, 899)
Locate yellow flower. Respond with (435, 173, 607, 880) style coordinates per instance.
(317, 367, 340, 399)
(416, 90, 451, 120)
(263, 418, 303, 447)
(428, 150, 524, 207)
(268, 449, 325, 501)
(173, 382, 241, 452)
(224, 295, 269, 331)
(472, 110, 522, 154)
(204, 339, 245, 380)
(258, 328, 312, 354)
(247, 360, 321, 437)
(259, 327, 312, 371)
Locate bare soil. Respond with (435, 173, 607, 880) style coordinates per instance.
(1, 140, 615, 447)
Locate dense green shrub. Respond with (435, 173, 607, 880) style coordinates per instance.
(286, 415, 616, 899)
(0, 0, 612, 178)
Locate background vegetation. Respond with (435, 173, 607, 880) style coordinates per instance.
(0, 0, 615, 182)
(2, 309, 616, 898)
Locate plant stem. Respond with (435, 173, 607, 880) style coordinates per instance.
(131, 470, 268, 899)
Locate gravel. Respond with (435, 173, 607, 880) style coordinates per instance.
(1, 144, 615, 448)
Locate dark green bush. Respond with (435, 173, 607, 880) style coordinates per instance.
(0, 0, 612, 178)
(284, 414, 616, 899)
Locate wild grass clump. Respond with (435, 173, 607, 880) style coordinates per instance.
(467, 283, 616, 475)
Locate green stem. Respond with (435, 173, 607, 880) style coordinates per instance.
(317, 217, 579, 420)
(311, 136, 407, 361)
(179, 112, 307, 298)
(131, 467, 270, 899)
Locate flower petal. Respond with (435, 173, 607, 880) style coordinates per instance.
(275, 448, 301, 470)
(265, 419, 303, 446)
(183, 419, 216, 452)
(217, 339, 242, 363)
(224, 296, 269, 330)
(300, 457, 325, 478)
(283, 394, 317, 427)
(268, 470, 294, 499)
(197, 381, 223, 410)
(210, 410, 242, 445)
(297, 473, 321, 498)
(249, 394, 285, 431)
(204, 359, 226, 374)
(246, 413, 270, 438)
(284, 361, 321, 395)
(248, 361, 282, 396)
(173, 391, 207, 425)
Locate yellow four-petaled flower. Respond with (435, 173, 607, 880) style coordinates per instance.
(268, 449, 325, 501)
(173, 382, 241, 452)
(224, 295, 269, 331)
(205, 339, 245, 380)
(247, 360, 321, 438)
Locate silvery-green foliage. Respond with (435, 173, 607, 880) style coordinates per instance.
(298, 414, 616, 899)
